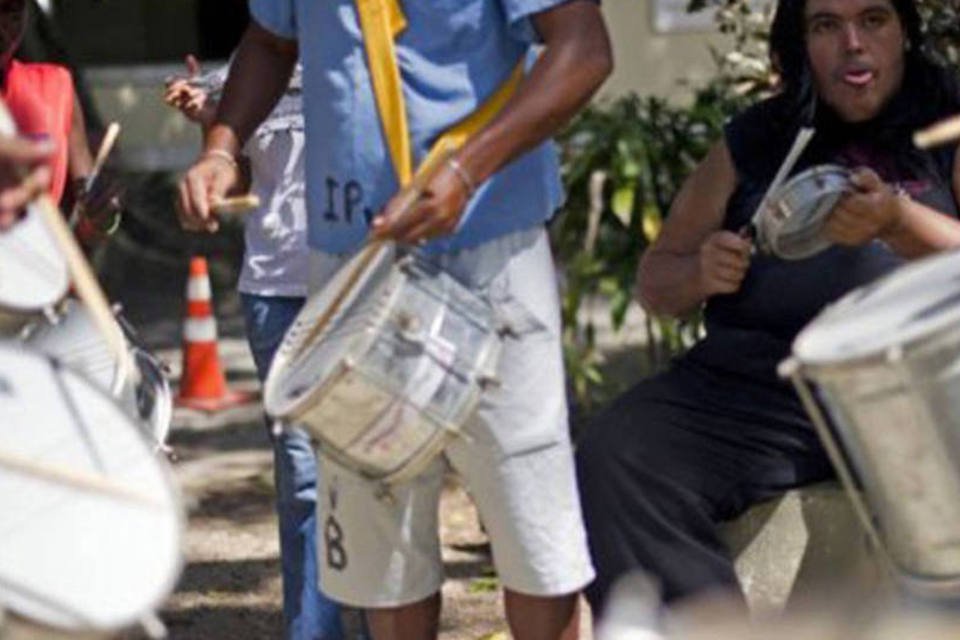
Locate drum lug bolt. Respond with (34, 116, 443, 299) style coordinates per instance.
(478, 375, 501, 390)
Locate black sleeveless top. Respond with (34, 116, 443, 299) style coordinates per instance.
(683, 96, 959, 384)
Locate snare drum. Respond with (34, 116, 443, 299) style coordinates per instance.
(755, 164, 851, 260)
(264, 243, 502, 488)
(0, 205, 70, 335)
(0, 343, 182, 635)
(24, 300, 173, 447)
(780, 249, 960, 594)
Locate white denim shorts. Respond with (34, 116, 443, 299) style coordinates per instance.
(305, 227, 595, 607)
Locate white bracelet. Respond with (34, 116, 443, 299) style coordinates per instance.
(201, 148, 239, 170)
(447, 157, 477, 196)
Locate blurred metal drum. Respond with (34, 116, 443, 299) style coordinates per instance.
(781, 249, 960, 595)
(25, 300, 172, 448)
(0, 205, 69, 335)
(265, 242, 502, 489)
(0, 343, 182, 636)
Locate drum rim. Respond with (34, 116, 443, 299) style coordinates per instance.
(759, 163, 850, 259)
(0, 344, 184, 633)
(791, 249, 960, 365)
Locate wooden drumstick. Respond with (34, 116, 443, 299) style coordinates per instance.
(913, 114, 960, 149)
(210, 193, 261, 216)
(69, 121, 121, 225)
(0, 102, 132, 383)
(88, 122, 121, 189)
(0, 447, 164, 508)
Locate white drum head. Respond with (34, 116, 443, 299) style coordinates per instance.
(793, 250, 960, 364)
(265, 242, 396, 419)
(0, 344, 182, 632)
(0, 205, 69, 313)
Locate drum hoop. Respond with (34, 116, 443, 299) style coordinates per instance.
(793, 319, 960, 371)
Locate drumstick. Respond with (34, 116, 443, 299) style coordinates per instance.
(291, 145, 455, 363)
(748, 127, 816, 231)
(913, 113, 960, 149)
(69, 122, 121, 226)
(0, 102, 132, 384)
(210, 193, 261, 216)
(0, 447, 164, 508)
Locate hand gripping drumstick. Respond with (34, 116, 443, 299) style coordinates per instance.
(0, 101, 133, 385)
(914, 113, 960, 149)
(291, 144, 456, 362)
(69, 121, 121, 226)
(210, 193, 262, 216)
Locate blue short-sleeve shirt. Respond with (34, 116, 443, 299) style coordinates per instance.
(249, 0, 568, 254)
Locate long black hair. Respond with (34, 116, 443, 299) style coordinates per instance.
(766, 0, 960, 177)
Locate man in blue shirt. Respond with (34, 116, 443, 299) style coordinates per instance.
(178, 2, 612, 638)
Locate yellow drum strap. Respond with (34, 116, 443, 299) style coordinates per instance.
(354, 0, 524, 186)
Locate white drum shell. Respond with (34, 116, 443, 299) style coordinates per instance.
(266, 246, 502, 484)
(24, 301, 172, 447)
(0, 207, 69, 335)
(0, 344, 182, 633)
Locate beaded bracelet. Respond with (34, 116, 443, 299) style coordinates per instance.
(446, 157, 477, 196)
(201, 148, 239, 170)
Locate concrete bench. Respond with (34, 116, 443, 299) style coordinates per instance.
(719, 481, 890, 614)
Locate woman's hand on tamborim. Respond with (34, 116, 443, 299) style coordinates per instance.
(698, 230, 752, 297)
(824, 167, 904, 247)
(370, 161, 470, 244)
(0, 135, 53, 230)
(176, 152, 241, 233)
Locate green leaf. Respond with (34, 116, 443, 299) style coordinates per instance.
(641, 202, 663, 243)
(611, 185, 635, 227)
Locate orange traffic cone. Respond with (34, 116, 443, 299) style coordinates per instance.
(176, 256, 251, 411)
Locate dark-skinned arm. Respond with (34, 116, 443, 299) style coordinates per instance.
(177, 22, 297, 231)
(372, 0, 613, 243)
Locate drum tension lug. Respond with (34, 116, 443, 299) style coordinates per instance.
(375, 484, 397, 504)
(478, 375, 501, 391)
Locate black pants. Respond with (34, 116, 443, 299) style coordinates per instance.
(575, 360, 833, 612)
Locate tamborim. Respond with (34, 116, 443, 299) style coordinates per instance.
(755, 164, 850, 260)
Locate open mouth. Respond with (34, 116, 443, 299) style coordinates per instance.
(841, 67, 876, 88)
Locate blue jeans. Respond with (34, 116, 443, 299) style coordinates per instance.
(241, 293, 344, 640)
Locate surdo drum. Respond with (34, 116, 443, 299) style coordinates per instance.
(781, 250, 960, 595)
(0, 344, 182, 636)
(265, 243, 502, 489)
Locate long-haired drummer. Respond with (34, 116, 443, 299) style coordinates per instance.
(577, 0, 960, 614)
